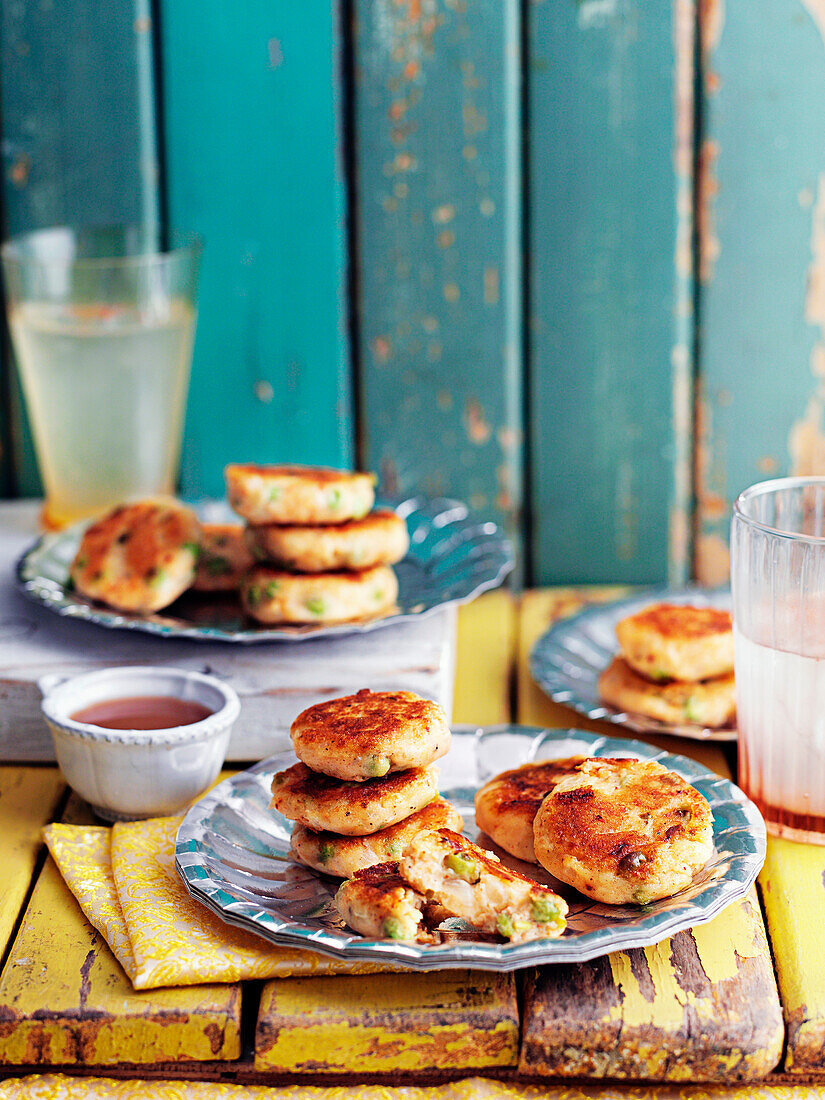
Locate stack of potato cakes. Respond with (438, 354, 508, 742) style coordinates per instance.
(598, 602, 736, 728)
(271, 689, 459, 877)
(225, 465, 409, 625)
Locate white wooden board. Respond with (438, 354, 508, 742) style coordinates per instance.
(0, 503, 456, 762)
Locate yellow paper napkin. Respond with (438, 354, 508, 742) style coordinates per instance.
(43, 818, 393, 990)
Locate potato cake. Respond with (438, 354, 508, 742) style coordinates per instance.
(225, 464, 376, 526)
(290, 689, 450, 782)
(598, 656, 736, 728)
(616, 603, 734, 683)
(192, 522, 254, 592)
(291, 796, 463, 877)
(533, 757, 714, 905)
(400, 829, 567, 942)
(334, 862, 436, 943)
(474, 757, 587, 862)
(246, 509, 409, 573)
(70, 498, 200, 613)
(240, 564, 397, 624)
(270, 762, 439, 836)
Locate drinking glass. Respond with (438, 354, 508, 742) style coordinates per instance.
(1, 226, 201, 529)
(731, 477, 825, 843)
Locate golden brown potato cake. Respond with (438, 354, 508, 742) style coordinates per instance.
(291, 796, 463, 877)
(400, 829, 567, 942)
(245, 509, 409, 573)
(615, 603, 734, 683)
(240, 564, 397, 624)
(533, 757, 714, 905)
(290, 688, 450, 782)
(70, 498, 199, 613)
(334, 861, 436, 942)
(192, 522, 255, 592)
(598, 656, 736, 728)
(225, 464, 376, 526)
(474, 757, 587, 863)
(271, 762, 439, 836)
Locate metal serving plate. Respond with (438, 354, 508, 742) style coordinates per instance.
(175, 726, 764, 971)
(530, 586, 736, 742)
(15, 496, 513, 643)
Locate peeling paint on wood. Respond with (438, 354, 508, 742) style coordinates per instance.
(520, 892, 782, 1081)
(354, 0, 523, 560)
(254, 969, 519, 1073)
(696, 0, 825, 579)
(528, 0, 691, 585)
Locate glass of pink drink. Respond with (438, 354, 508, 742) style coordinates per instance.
(732, 477, 825, 843)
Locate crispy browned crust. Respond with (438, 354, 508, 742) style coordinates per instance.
(227, 464, 376, 486)
(70, 498, 199, 611)
(292, 689, 448, 759)
(598, 656, 736, 726)
(477, 757, 587, 820)
(273, 762, 433, 804)
(347, 859, 406, 891)
(252, 509, 403, 541)
(538, 758, 711, 878)
(620, 603, 732, 641)
(430, 829, 542, 889)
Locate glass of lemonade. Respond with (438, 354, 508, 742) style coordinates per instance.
(1, 226, 201, 529)
(732, 477, 825, 844)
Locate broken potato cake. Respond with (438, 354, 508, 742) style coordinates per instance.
(400, 828, 567, 942)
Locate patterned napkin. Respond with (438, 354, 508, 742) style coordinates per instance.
(43, 817, 393, 990)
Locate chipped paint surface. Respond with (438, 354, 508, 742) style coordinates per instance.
(357, 0, 522, 562)
(791, 173, 825, 474)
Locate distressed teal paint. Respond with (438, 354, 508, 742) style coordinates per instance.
(696, 0, 825, 581)
(159, 1, 352, 500)
(354, 0, 523, 562)
(528, 0, 690, 585)
(0, 0, 160, 496)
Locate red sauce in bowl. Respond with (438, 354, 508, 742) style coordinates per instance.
(71, 695, 213, 731)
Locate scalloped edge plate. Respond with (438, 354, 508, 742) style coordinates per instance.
(176, 725, 764, 971)
(530, 586, 736, 742)
(15, 496, 513, 643)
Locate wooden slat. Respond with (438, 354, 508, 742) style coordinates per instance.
(0, 798, 240, 1066)
(158, 0, 352, 499)
(527, 0, 694, 585)
(354, 0, 524, 559)
(695, 0, 825, 583)
(520, 893, 783, 1081)
(760, 836, 825, 1073)
(0, 0, 160, 496)
(517, 588, 782, 1080)
(254, 970, 518, 1074)
(453, 590, 516, 726)
(0, 767, 64, 959)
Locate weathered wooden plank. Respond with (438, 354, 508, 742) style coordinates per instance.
(760, 836, 825, 1073)
(516, 588, 733, 776)
(528, 0, 694, 585)
(0, 0, 160, 497)
(0, 797, 240, 1065)
(520, 892, 783, 1081)
(695, 0, 825, 583)
(453, 590, 516, 726)
(254, 969, 518, 1074)
(354, 0, 523, 557)
(0, 767, 64, 960)
(158, 0, 352, 500)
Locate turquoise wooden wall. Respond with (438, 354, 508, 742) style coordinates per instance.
(0, 0, 811, 586)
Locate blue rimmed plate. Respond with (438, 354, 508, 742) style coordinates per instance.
(15, 496, 513, 643)
(530, 586, 736, 742)
(175, 725, 764, 971)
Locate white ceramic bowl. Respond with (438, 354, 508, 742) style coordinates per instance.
(40, 666, 240, 821)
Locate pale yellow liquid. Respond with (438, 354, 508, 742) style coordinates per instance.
(10, 300, 195, 527)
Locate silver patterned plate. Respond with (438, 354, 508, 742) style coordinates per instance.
(175, 726, 764, 971)
(15, 496, 513, 643)
(530, 586, 736, 742)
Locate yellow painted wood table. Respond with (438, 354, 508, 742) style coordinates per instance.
(0, 589, 822, 1094)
